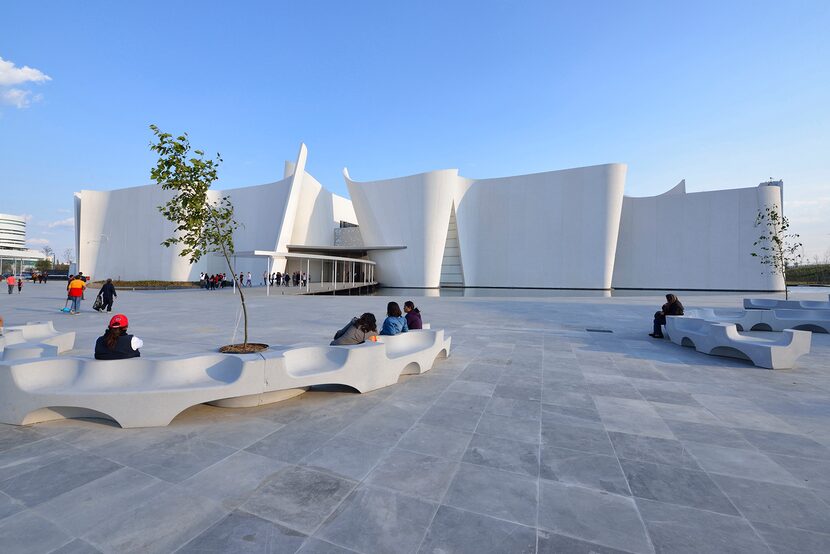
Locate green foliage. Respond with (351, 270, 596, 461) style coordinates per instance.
(752, 205, 802, 299)
(150, 124, 250, 344)
(149, 124, 238, 264)
(34, 259, 52, 272)
(786, 264, 830, 285)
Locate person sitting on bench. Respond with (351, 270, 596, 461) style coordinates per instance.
(380, 301, 409, 336)
(331, 313, 379, 345)
(650, 293, 684, 338)
(95, 314, 144, 359)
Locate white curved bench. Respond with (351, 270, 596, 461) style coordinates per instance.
(684, 308, 829, 334)
(744, 298, 830, 311)
(683, 309, 764, 331)
(0, 329, 451, 428)
(665, 316, 811, 369)
(2, 321, 76, 356)
(212, 329, 451, 408)
(755, 309, 830, 334)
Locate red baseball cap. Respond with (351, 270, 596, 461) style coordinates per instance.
(109, 314, 129, 328)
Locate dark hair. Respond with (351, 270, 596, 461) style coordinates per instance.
(387, 301, 402, 318)
(666, 293, 678, 303)
(106, 278, 112, 284)
(104, 326, 126, 350)
(404, 300, 415, 310)
(355, 313, 377, 333)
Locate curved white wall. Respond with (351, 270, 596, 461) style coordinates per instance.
(345, 168, 457, 288)
(345, 163, 627, 289)
(76, 185, 191, 281)
(612, 181, 785, 291)
(455, 164, 627, 289)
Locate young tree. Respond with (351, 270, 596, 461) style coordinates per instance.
(751, 205, 802, 300)
(63, 248, 74, 265)
(149, 124, 257, 350)
(42, 245, 54, 259)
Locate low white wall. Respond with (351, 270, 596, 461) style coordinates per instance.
(612, 181, 784, 291)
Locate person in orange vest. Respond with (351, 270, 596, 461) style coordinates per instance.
(67, 275, 87, 314)
(6, 274, 14, 294)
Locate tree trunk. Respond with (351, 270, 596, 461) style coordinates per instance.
(220, 247, 248, 345)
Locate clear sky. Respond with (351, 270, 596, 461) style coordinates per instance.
(1, 1, 828, 262)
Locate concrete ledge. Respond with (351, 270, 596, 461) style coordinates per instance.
(0, 329, 451, 428)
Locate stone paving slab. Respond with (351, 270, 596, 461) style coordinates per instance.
(0, 284, 830, 552)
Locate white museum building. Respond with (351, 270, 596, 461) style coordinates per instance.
(74, 144, 785, 291)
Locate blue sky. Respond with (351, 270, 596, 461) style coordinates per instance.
(2, 1, 828, 261)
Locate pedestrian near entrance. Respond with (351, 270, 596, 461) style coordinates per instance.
(6, 274, 14, 294)
(17, 278, 22, 293)
(246, 272, 252, 287)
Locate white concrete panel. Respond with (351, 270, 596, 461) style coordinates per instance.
(613, 182, 784, 291)
(76, 185, 201, 281)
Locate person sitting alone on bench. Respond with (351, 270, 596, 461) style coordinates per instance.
(95, 314, 144, 359)
(650, 293, 684, 338)
(331, 313, 379, 345)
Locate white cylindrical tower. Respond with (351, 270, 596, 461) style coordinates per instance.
(0, 214, 27, 251)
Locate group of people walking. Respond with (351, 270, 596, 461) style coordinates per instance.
(199, 272, 227, 290)
(263, 271, 307, 287)
(331, 301, 422, 345)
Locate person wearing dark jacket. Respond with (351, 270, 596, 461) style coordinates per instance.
(97, 278, 118, 312)
(94, 314, 143, 360)
(650, 293, 684, 338)
(403, 300, 422, 330)
(331, 313, 379, 345)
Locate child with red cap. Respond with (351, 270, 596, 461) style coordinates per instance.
(94, 314, 144, 360)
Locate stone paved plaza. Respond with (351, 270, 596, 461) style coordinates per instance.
(1, 283, 830, 553)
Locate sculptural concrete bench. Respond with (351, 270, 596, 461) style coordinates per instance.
(0, 321, 76, 360)
(744, 298, 830, 311)
(665, 315, 811, 369)
(0, 329, 451, 428)
(684, 308, 830, 334)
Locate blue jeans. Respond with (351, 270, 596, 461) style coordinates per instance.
(71, 297, 81, 312)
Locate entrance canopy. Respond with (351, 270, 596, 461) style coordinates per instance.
(223, 250, 377, 295)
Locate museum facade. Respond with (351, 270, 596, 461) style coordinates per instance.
(74, 144, 784, 291)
